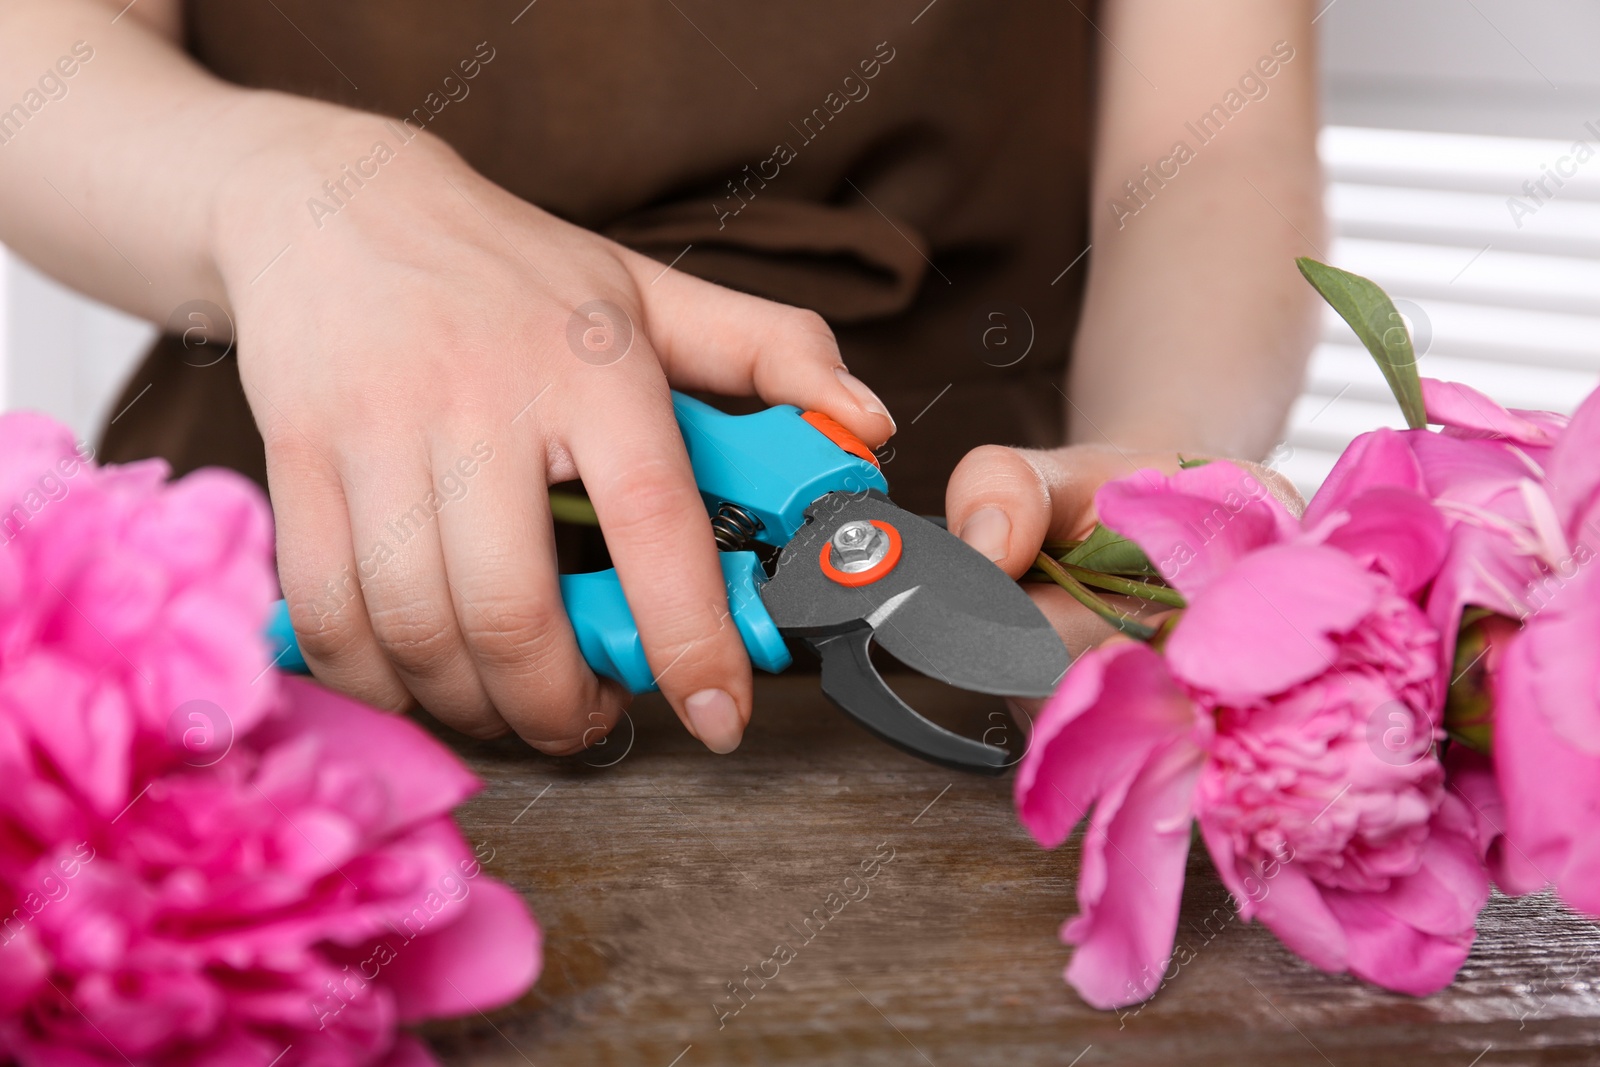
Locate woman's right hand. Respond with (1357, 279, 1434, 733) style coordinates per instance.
(211, 105, 896, 755)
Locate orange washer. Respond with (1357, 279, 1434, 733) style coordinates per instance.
(819, 520, 903, 587)
(801, 410, 880, 468)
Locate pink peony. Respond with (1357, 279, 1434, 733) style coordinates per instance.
(1015, 460, 1488, 1009)
(1317, 379, 1570, 692)
(0, 413, 539, 1066)
(1383, 382, 1600, 914)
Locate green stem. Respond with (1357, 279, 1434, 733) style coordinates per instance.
(549, 491, 599, 526)
(1151, 611, 1183, 651)
(1060, 562, 1186, 608)
(1033, 552, 1158, 641)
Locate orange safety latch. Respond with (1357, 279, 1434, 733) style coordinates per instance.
(800, 410, 880, 468)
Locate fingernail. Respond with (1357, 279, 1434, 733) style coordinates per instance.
(835, 366, 896, 432)
(959, 506, 1011, 562)
(685, 688, 744, 754)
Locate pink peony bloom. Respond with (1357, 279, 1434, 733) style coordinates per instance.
(0, 413, 280, 817)
(0, 413, 539, 1066)
(1318, 378, 1571, 692)
(1016, 461, 1488, 1009)
(1394, 382, 1600, 915)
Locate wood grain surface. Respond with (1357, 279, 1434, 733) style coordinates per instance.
(417, 674, 1600, 1067)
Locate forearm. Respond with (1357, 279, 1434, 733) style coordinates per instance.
(0, 0, 401, 322)
(1069, 0, 1324, 460)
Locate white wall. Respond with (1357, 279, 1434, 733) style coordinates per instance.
(1321, 0, 1600, 137)
(0, 252, 7, 412)
(0, 252, 154, 440)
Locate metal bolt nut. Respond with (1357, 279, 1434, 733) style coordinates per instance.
(829, 520, 889, 573)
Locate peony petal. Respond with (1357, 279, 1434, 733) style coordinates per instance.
(1240, 860, 1349, 975)
(10, 1036, 127, 1067)
(1407, 431, 1547, 513)
(0, 412, 87, 513)
(167, 818, 480, 960)
(1548, 384, 1600, 545)
(1095, 463, 1299, 599)
(1493, 625, 1600, 914)
(0, 653, 131, 817)
(250, 678, 482, 837)
(1302, 428, 1427, 532)
(1321, 888, 1475, 996)
(1012, 644, 1205, 1010)
(125, 469, 274, 587)
(385, 878, 541, 1022)
(1194, 817, 1254, 919)
(0, 421, 533, 1061)
(1514, 556, 1600, 755)
(0, 924, 50, 1015)
(1422, 377, 1562, 446)
(1062, 736, 1205, 1010)
(1165, 545, 1382, 702)
(1312, 487, 1448, 596)
(0, 419, 531, 1063)
(1015, 643, 1200, 849)
(145, 587, 278, 742)
(68, 966, 223, 1057)
(1444, 748, 1547, 897)
(1422, 524, 1541, 691)
(1364, 798, 1489, 937)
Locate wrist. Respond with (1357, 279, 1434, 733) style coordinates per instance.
(207, 91, 462, 289)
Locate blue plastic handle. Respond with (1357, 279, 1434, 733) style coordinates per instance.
(671, 393, 886, 544)
(263, 553, 789, 693)
(263, 393, 884, 692)
(558, 550, 791, 692)
(265, 597, 308, 673)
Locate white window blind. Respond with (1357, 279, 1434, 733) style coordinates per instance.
(1277, 125, 1600, 496)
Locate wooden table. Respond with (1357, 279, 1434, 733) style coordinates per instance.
(419, 675, 1600, 1066)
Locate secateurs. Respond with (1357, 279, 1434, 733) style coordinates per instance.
(265, 393, 1069, 774)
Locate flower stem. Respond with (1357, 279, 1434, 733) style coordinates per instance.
(549, 491, 599, 525)
(1032, 552, 1158, 641)
(1059, 562, 1187, 608)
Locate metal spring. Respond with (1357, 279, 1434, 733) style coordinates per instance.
(710, 502, 763, 551)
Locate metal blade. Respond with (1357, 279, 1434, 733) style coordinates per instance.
(760, 491, 1069, 698)
(809, 623, 1011, 775)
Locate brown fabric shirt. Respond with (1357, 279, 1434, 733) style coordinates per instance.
(100, 0, 1096, 519)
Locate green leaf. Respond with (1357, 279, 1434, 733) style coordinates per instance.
(1061, 522, 1157, 576)
(1177, 455, 1212, 470)
(1296, 257, 1426, 430)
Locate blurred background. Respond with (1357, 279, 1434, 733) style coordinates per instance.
(2, 0, 1598, 495)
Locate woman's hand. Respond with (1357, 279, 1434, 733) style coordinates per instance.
(212, 109, 895, 755)
(945, 443, 1301, 657)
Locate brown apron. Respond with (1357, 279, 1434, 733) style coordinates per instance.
(100, 0, 1096, 521)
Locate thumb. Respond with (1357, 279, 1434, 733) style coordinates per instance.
(623, 248, 896, 447)
(946, 445, 1144, 578)
(944, 445, 1057, 579)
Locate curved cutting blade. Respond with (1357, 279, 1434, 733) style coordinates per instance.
(810, 623, 1012, 774)
(760, 491, 1069, 698)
